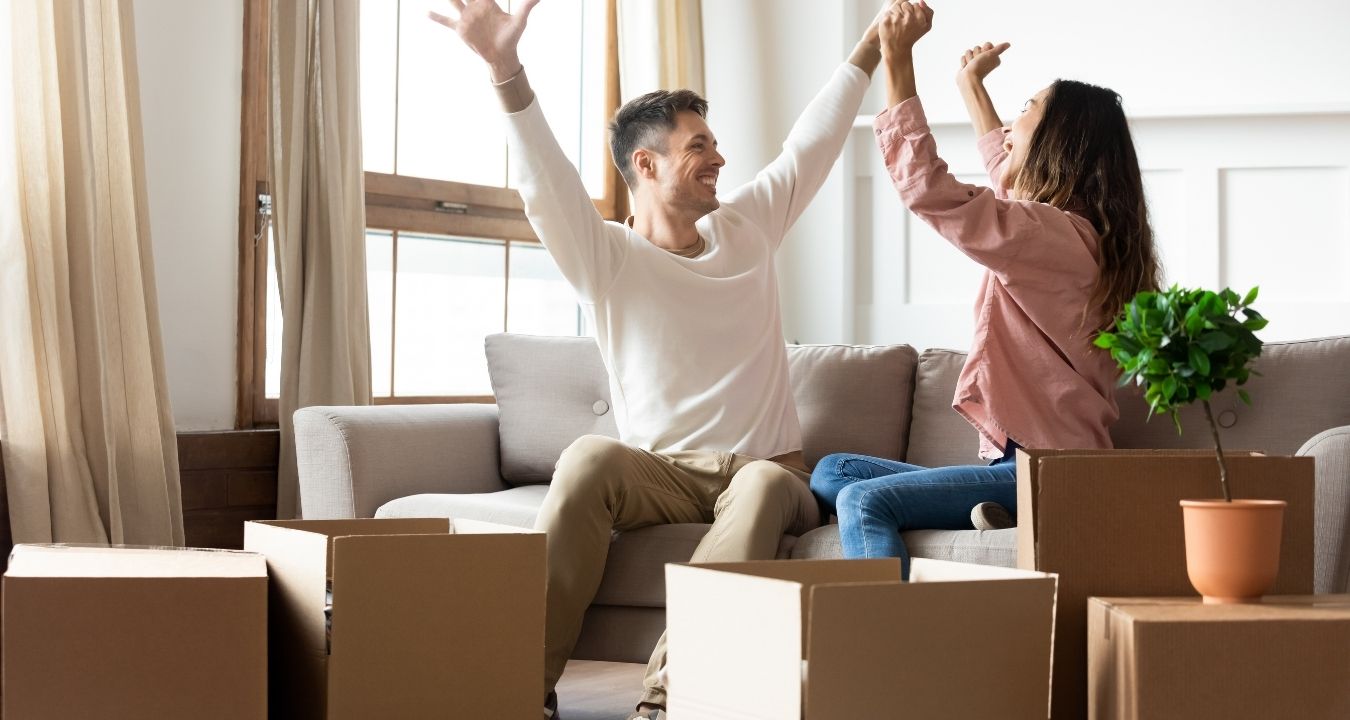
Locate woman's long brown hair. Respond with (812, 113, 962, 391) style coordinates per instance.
(1013, 80, 1162, 332)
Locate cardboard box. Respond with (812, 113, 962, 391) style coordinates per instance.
(243, 517, 544, 720)
(1016, 449, 1315, 718)
(1088, 595, 1350, 719)
(666, 557, 1058, 719)
(2, 544, 267, 720)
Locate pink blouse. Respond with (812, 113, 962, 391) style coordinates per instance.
(875, 97, 1120, 459)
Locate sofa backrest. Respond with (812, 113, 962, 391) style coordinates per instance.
(906, 335, 1350, 465)
(905, 350, 984, 467)
(484, 334, 918, 485)
(485, 334, 619, 485)
(1110, 335, 1350, 455)
(486, 333, 1350, 485)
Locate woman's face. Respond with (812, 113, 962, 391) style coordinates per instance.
(1001, 85, 1051, 197)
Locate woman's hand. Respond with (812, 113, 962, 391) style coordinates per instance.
(958, 42, 1011, 83)
(878, 0, 934, 58)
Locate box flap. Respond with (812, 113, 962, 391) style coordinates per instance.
(685, 558, 900, 585)
(248, 518, 454, 578)
(665, 564, 808, 719)
(804, 576, 1056, 719)
(1015, 449, 1041, 570)
(448, 518, 541, 535)
(910, 557, 1054, 583)
(327, 531, 544, 719)
(1094, 595, 1350, 622)
(243, 521, 331, 719)
(5, 544, 265, 578)
(254, 517, 450, 537)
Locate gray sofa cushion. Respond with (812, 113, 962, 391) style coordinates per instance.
(485, 334, 920, 483)
(790, 523, 1017, 568)
(486, 334, 619, 486)
(906, 350, 984, 467)
(788, 344, 918, 468)
(374, 485, 549, 528)
(1300, 426, 1350, 594)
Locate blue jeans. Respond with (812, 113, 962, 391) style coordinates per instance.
(811, 445, 1019, 576)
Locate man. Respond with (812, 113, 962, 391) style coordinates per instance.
(430, 1, 890, 717)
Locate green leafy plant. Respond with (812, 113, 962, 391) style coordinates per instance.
(1094, 286, 1267, 502)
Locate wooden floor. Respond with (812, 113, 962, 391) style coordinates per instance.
(555, 661, 649, 720)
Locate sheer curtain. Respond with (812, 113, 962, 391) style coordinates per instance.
(0, 0, 183, 545)
(270, 0, 372, 518)
(617, 0, 705, 100)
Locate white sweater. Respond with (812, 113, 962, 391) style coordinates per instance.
(505, 64, 868, 458)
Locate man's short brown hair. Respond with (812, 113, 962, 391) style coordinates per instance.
(608, 89, 709, 189)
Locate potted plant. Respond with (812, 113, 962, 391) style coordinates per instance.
(1094, 285, 1281, 604)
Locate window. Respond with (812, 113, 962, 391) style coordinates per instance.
(237, 0, 623, 426)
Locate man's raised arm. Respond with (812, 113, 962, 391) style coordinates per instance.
(429, 0, 537, 105)
(430, 0, 623, 303)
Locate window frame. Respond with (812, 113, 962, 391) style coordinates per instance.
(235, 0, 626, 428)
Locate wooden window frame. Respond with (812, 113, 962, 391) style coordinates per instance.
(236, 0, 626, 428)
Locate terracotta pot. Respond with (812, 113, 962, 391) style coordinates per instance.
(1180, 499, 1286, 604)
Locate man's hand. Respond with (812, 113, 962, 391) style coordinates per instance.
(850, 0, 903, 75)
(958, 42, 1011, 83)
(428, 0, 540, 82)
(878, 0, 934, 58)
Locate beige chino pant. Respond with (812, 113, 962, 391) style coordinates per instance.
(533, 435, 820, 708)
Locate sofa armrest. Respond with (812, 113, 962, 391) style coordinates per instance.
(294, 404, 507, 519)
(1298, 425, 1350, 594)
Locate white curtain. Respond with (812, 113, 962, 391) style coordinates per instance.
(617, 0, 705, 100)
(0, 0, 183, 545)
(270, 0, 372, 519)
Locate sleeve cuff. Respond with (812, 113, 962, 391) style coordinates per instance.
(837, 61, 869, 87)
(495, 67, 536, 114)
(872, 96, 928, 144)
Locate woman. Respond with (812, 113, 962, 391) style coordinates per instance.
(811, 1, 1162, 574)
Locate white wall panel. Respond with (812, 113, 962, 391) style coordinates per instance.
(1142, 169, 1188, 286)
(1221, 167, 1350, 302)
(856, 0, 1350, 124)
(852, 114, 1350, 349)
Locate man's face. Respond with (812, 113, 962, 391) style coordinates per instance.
(1001, 86, 1050, 197)
(649, 110, 725, 218)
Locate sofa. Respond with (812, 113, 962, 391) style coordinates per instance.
(295, 333, 1350, 664)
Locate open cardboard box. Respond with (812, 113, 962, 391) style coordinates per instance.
(666, 557, 1058, 719)
(1088, 595, 1350, 720)
(1015, 449, 1315, 718)
(3, 544, 268, 720)
(243, 518, 544, 720)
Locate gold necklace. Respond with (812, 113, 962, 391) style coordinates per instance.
(670, 235, 706, 259)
